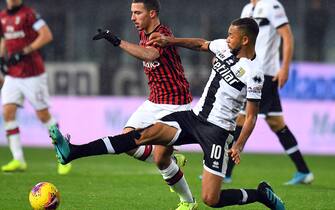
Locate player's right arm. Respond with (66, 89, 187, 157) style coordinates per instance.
(148, 33, 209, 52)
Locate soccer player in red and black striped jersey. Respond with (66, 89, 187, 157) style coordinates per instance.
(0, 0, 72, 175)
(92, 0, 196, 209)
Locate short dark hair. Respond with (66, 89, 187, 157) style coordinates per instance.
(231, 18, 259, 45)
(132, 0, 161, 14)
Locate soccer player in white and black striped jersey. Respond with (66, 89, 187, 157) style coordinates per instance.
(50, 18, 285, 209)
(225, 0, 314, 185)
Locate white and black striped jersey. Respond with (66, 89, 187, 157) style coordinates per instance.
(241, 0, 289, 76)
(192, 39, 264, 131)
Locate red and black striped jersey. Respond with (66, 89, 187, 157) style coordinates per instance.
(0, 5, 46, 78)
(139, 24, 192, 105)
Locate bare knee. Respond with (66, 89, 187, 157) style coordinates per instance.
(3, 106, 17, 122)
(202, 193, 220, 207)
(266, 116, 286, 132)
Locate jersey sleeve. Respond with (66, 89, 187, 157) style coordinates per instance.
(27, 9, 46, 31)
(240, 4, 252, 18)
(267, 1, 289, 28)
(246, 63, 264, 101)
(208, 39, 228, 55)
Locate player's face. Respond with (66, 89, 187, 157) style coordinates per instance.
(131, 3, 152, 31)
(6, 0, 22, 9)
(226, 25, 243, 53)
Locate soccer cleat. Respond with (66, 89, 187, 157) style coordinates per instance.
(257, 181, 285, 210)
(49, 125, 71, 164)
(284, 172, 314, 185)
(1, 159, 27, 172)
(223, 176, 232, 184)
(57, 163, 72, 175)
(176, 200, 198, 210)
(175, 153, 187, 168)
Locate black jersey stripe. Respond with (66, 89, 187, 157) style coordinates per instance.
(198, 73, 221, 119)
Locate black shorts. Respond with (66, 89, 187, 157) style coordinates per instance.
(242, 75, 283, 116)
(160, 111, 234, 177)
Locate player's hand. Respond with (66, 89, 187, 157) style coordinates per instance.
(7, 52, 24, 66)
(229, 145, 242, 165)
(0, 57, 8, 75)
(92, 29, 121, 47)
(147, 32, 170, 47)
(272, 67, 289, 88)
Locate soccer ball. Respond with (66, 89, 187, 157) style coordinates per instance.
(29, 182, 60, 210)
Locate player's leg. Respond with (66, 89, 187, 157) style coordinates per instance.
(25, 73, 72, 175)
(123, 127, 155, 163)
(49, 122, 177, 164)
(122, 101, 188, 166)
(35, 108, 72, 175)
(202, 170, 285, 209)
(264, 75, 313, 184)
(154, 145, 195, 207)
(199, 129, 285, 209)
(1, 103, 27, 172)
(1, 76, 26, 172)
(266, 115, 314, 185)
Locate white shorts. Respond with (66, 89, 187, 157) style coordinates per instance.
(125, 100, 192, 129)
(1, 73, 50, 110)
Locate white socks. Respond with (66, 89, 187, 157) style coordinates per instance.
(132, 145, 154, 163)
(5, 120, 25, 163)
(159, 160, 193, 203)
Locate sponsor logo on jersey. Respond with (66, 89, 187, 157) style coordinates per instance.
(212, 55, 244, 90)
(4, 31, 25, 40)
(248, 85, 263, 94)
(15, 16, 21, 25)
(143, 61, 160, 68)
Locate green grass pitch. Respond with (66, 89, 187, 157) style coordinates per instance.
(0, 147, 334, 210)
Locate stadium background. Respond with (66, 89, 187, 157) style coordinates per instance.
(0, 0, 335, 155)
(0, 1, 335, 210)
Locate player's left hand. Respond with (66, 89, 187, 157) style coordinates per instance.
(7, 52, 24, 66)
(229, 145, 242, 165)
(272, 67, 289, 88)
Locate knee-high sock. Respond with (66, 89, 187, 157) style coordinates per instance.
(225, 125, 242, 177)
(159, 161, 194, 203)
(5, 121, 25, 162)
(276, 125, 310, 173)
(67, 130, 140, 162)
(132, 145, 154, 163)
(212, 189, 258, 208)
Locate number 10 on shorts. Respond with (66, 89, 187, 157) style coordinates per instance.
(210, 144, 222, 160)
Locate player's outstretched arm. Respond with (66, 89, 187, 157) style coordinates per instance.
(230, 100, 259, 164)
(93, 29, 160, 62)
(148, 33, 209, 52)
